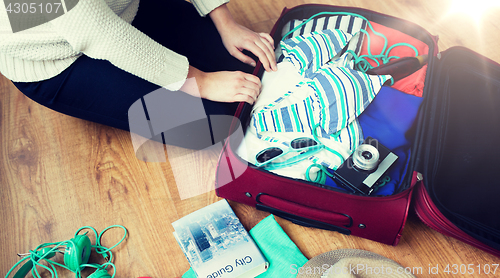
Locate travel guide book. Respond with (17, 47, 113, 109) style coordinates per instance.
(172, 199, 269, 278)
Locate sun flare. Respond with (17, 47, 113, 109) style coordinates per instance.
(449, 0, 500, 21)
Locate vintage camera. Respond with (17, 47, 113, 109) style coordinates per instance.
(333, 137, 398, 195)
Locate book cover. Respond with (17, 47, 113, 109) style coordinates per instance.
(172, 200, 268, 278)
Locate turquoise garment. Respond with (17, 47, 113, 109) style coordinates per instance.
(251, 215, 308, 277)
(182, 215, 308, 278)
(183, 268, 196, 278)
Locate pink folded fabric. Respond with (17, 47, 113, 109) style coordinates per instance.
(359, 21, 429, 97)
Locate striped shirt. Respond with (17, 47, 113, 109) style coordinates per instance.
(275, 15, 367, 64)
(252, 29, 390, 168)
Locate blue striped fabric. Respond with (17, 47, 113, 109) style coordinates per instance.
(309, 62, 390, 135)
(252, 29, 391, 157)
(276, 15, 367, 63)
(280, 29, 352, 78)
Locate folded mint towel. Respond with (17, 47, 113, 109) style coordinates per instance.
(250, 215, 308, 277)
(182, 214, 308, 277)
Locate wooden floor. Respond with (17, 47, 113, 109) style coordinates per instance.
(1, 0, 500, 277)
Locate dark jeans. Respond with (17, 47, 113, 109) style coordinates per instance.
(13, 0, 254, 149)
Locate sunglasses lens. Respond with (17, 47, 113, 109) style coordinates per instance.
(256, 148, 283, 163)
(291, 138, 317, 149)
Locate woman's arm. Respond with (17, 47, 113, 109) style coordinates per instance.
(181, 2, 277, 104)
(50, 0, 189, 90)
(51, 0, 266, 104)
(180, 66, 261, 104)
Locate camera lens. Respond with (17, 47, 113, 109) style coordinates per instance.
(362, 151, 373, 160)
(353, 144, 379, 171)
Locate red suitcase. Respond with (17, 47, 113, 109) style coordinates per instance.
(215, 4, 500, 257)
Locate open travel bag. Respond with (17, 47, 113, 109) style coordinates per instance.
(215, 4, 500, 257)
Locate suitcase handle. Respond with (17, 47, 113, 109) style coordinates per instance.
(256, 193, 352, 235)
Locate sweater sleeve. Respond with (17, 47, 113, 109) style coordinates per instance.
(50, 0, 188, 90)
(191, 0, 230, 16)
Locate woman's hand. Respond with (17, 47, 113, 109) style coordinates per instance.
(180, 66, 262, 104)
(209, 4, 277, 72)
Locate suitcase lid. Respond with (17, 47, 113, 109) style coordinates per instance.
(415, 46, 500, 249)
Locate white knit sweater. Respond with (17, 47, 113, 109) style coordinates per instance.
(0, 0, 228, 90)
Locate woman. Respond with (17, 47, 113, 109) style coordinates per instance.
(0, 0, 277, 149)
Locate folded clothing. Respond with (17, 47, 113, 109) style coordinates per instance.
(277, 15, 367, 63)
(358, 21, 429, 97)
(250, 215, 309, 277)
(322, 86, 423, 195)
(248, 29, 390, 174)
